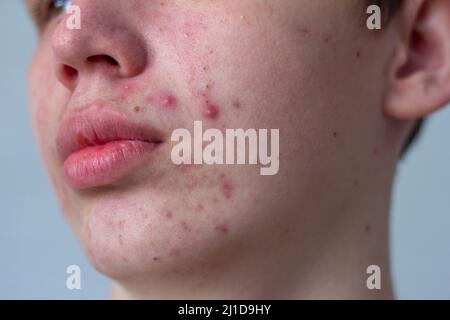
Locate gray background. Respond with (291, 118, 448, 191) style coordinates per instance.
(0, 1, 449, 299)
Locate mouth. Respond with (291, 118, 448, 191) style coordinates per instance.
(56, 103, 163, 189)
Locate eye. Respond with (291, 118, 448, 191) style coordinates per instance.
(46, 0, 73, 21)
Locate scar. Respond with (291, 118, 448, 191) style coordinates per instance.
(202, 102, 220, 119)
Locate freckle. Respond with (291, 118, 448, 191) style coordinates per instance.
(353, 179, 360, 187)
(325, 37, 330, 43)
(153, 257, 160, 261)
(122, 256, 128, 262)
(365, 224, 371, 233)
(134, 106, 141, 113)
(215, 224, 229, 234)
(159, 27, 164, 32)
(356, 51, 361, 58)
(333, 131, 337, 138)
(202, 103, 220, 119)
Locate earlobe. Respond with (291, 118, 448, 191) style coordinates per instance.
(384, 0, 450, 120)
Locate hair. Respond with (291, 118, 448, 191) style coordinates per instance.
(368, 0, 425, 157)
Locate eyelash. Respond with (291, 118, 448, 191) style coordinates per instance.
(32, 0, 72, 29)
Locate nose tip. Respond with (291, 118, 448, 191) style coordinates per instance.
(51, 5, 148, 91)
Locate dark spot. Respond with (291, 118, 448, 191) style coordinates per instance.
(353, 179, 360, 187)
(333, 131, 337, 138)
(324, 36, 331, 43)
(133, 106, 140, 113)
(356, 51, 361, 58)
(153, 257, 160, 261)
(365, 224, 371, 233)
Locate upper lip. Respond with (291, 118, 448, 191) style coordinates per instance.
(56, 103, 163, 160)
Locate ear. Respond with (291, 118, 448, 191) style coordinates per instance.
(385, 0, 450, 120)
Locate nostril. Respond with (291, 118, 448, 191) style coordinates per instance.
(62, 65, 78, 80)
(87, 55, 119, 66)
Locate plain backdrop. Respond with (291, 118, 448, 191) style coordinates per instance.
(1, 1, 449, 299)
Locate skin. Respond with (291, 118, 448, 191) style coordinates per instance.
(25, 0, 450, 299)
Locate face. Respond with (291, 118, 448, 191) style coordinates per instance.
(27, 0, 393, 282)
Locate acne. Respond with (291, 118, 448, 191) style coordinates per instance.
(202, 102, 220, 120)
(158, 94, 177, 109)
(215, 223, 229, 234)
(233, 100, 241, 109)
(164, 210, 174, 219)
(219, 174, 233, 200)
(180, 220, 192, 233)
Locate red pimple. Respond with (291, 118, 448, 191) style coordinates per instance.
(202, 102, 220, 119)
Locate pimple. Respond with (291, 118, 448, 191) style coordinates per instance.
(202, 102, 220, 119)
(215, 224, 229, 234)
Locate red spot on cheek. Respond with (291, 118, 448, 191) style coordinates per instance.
(202, 103, 220, 119)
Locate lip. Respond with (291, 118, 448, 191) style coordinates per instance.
(56, 104, 163, 189)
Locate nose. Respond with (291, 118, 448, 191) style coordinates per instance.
(51, 0, 148, 91)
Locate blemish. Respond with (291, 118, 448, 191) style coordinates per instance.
(365, 224, 371, 233)
(153, 256, 160, 261)
(202, 103, 220, 119)
(356, 51, 361, 58)
(353, 179, 360, 187)
(169, 248, 180, 257)
(197, 203, 204, 211)
(133, 106, 141, 113)
(215, 224, 229, 234)
(300, 27, 311, 36)
(333, 131, 337, 138)
(233, 100, 241, 109)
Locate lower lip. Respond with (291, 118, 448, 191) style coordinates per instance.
(63, 140, 159, 189)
